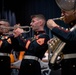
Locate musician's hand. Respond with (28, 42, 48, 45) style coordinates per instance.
(47, 19, 59, 30)
(14, 23, 21, 29)
(13, 28, 24, 37)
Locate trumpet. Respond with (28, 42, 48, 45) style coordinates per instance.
(1, 26, 32, 34)
(52, 17, 64, 21)
(0, 25, 31, 29)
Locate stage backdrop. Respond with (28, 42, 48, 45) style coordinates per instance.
(0, 0, 67, 38)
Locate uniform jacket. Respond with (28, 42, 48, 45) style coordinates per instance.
(11, 31, 50, 59)
(51, 26, 76, 54)
(0, 34, 12, 53)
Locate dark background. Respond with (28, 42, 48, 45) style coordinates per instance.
(0, 0, 61, 25)
(0, 0, 68, 38)
(3, 0, 61, 24)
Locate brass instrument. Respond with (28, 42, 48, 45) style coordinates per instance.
(48, 17, 76, 65)
(0, 26, 31, 30)
(52, 17, 64, 21)
(48, 36, 65, 64)
(0, 26, 32, 34)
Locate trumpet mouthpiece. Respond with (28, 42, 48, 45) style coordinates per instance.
(52, 17, 64, 21)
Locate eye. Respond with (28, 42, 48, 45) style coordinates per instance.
(32, 20, 35, 23)
(0, 24, 3, 25)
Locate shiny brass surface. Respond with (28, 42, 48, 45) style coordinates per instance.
(1, 26, 32, 34)
(0, 26, 31, 29)
(48, 25, 76, 64)
(52, 17, 64, 21)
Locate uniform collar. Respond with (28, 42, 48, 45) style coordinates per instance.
(69, 20, 76, 28)
(34, 31, 45, 35)
(0, 34, 9, 39)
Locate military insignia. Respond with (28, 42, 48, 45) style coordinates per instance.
(31, 37, 36, 41)
(36, 38, 45, 45)
(4, 36, 8, 39)
(34, 35, 39, 39)
(0, 40, 3, 47)
(1, 36, 4, 39)
(25, 40, 31, 49)
(7, 38, 12, 44)
(1, 36, 8, 40)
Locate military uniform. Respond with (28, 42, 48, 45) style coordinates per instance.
(0, 34, 12, 75)
(51, 24, 76, 75)
(12, 31, 50, 75)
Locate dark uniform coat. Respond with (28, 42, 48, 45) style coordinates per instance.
(11, 31, 50, 75)
(51, 25, 76, 75)
(0, 34, 12, 75)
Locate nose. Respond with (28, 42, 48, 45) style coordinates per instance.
(30, 22, 32, 26)
(61, 10, 66, 16)
(61, 12, 64, 16)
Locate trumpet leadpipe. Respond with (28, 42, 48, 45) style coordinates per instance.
(2, 26, 32, 35)
(0, 26, 31, 29)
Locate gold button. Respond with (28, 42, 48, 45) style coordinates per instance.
(29, 64, 31, 66)
(1, 59, 3, 61)
(22, 36, 24, 38)
(73, 65, 75, 67)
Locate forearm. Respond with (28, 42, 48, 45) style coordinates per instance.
(10, 34, 26, 51)
(51, 27, 76, 44)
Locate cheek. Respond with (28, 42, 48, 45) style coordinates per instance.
(64, 14, 75, 23)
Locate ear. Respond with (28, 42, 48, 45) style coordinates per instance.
(39, 20, 43, 25)
(74, 10, 76, 18)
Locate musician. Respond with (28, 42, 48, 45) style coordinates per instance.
(12, 14, 50, 75)
(0, 19, 12, 75)
(47, 0, 76, 75)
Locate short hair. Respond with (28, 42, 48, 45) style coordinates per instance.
(31, 14, 46, 21)
(0, 19, 10, 26)
(0, 19, 9, 22)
